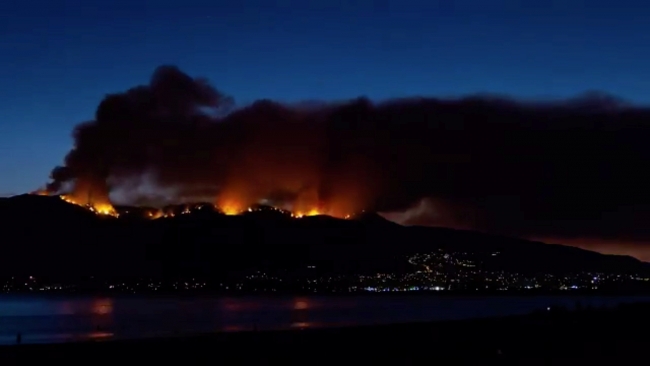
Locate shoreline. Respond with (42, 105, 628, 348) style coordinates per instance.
(3, 289, 650, 299)
(1, 303, 650, 364)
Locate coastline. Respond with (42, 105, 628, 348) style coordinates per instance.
(3, 288, 650, 299)
(1, 303, 649, 364)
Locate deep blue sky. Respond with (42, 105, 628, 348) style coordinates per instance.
(0, 0, 649, 195)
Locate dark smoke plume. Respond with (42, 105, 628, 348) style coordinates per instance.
(46, 65, 650, 245)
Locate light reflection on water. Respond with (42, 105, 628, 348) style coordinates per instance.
(92, 298, 114, 315)
(0, 295, 646, 344)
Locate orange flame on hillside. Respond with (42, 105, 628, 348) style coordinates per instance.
(32, 183, 358, 221)
(292, 208, 322, 218)
(60, 194, 119, 217)
(31, 186, 118, 217)
(219, 201, 244, 215)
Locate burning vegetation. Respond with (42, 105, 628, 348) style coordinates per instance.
(33, 191, 351, 221)
(59, 194, 118, 217)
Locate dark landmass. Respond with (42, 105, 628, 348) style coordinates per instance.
(1, 194, 648, 282)
(1, 302, 649, 364)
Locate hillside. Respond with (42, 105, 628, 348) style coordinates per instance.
(0, 194, 647, 280)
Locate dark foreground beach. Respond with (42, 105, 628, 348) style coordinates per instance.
(0, 303, 647, 365)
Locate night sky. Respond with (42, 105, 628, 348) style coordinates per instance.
(2, 1, 650, 259)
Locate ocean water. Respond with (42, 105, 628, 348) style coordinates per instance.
(0, 295, 646, 344)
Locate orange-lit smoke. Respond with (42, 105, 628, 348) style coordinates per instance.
(40, 65, 650, 259)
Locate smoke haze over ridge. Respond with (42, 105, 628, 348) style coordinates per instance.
(43, 65, 650, 260)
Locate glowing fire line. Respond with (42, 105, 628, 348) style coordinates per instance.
(35, 192, 354, 220)
(59, 195, 119, 217)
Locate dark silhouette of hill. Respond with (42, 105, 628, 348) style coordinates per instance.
(0, 194, 647, 280)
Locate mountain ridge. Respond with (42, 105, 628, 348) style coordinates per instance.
(0, 194, 646, 280)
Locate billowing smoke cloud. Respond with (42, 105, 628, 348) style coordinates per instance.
(46, 65, 650, 246)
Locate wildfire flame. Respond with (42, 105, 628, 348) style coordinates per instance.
(31, 191, 356, 220)
(151, 203, 348, 220)
(292, 208, 323, 218)
(60, 194, 119, 217)
(221, 203, 243, 216)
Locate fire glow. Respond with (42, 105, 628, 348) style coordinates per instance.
(43, 192, 352, 220)
(59, 194, 119, 217)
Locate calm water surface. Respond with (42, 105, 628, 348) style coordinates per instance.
(0, 295, 646, 344)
